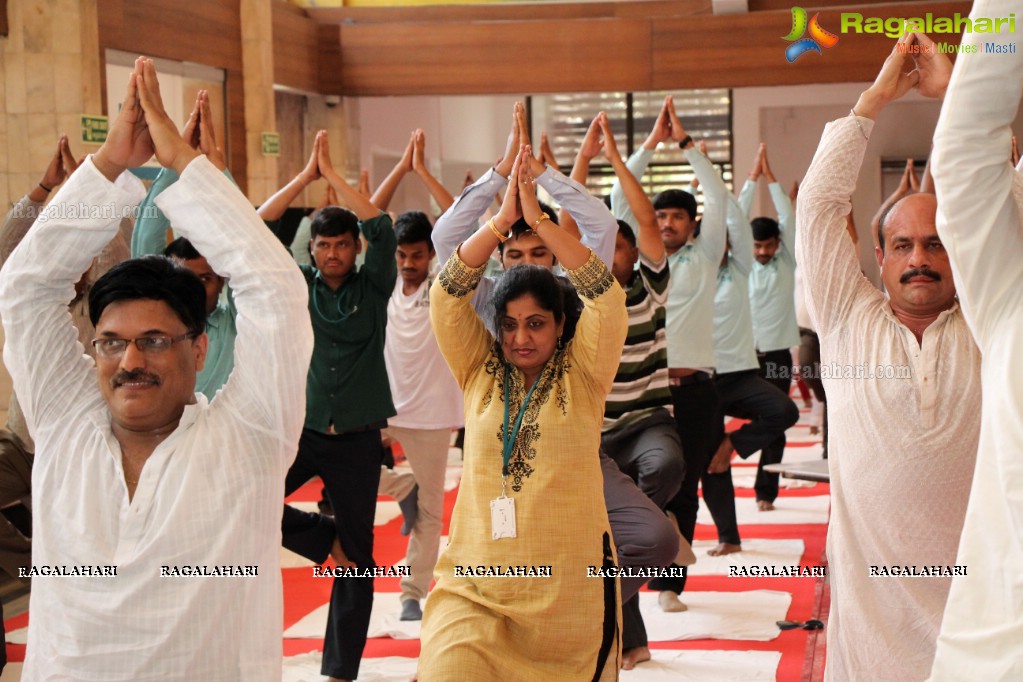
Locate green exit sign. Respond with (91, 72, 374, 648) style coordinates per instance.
(261, 132, 280, 156)
(81, 115, 108, 144)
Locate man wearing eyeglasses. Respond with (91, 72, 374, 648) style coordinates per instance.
(0, 57, 312, 681)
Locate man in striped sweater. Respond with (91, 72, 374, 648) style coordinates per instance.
(600, 111, 685, 669)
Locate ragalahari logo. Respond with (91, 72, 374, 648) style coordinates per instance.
(784, 7, 840, 62)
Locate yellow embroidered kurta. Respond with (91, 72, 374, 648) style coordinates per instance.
(420, 252, 628, 681)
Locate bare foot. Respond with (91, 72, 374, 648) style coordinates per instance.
(658, 590, 688, 613)
(707, 542, 741, 556)
(758, 499, 775, 511)
(706, 434, 734, 474)
(622, 646, 652, 670)
(330, 537, 357, 569)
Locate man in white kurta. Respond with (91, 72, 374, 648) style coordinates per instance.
(929, 5, 1023, 677)
(797, 41, 981, 680)
(0, 59, 313, 680)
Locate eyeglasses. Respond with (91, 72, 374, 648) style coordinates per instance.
(91, 332, 198, 358)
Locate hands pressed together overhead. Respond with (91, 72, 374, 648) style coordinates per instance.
(855, 32, 953, 120)
(94, 57, 202, 182)
(643, 95, 693, 151)
(31, 135, 79, 201)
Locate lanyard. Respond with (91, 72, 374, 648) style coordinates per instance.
(501, 364, 541, 491)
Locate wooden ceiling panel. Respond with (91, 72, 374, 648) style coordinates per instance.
(336, 17, 652, 95)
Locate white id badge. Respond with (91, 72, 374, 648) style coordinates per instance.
(490, 496, 516, 539)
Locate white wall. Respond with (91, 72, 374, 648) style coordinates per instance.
(354, 94, 521, 218)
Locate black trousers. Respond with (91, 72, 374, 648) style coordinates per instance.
(758, 348, 795, 398)
(281, 428, 384, 680)
(602, 409, 684, 650)
(649, 377, 720, 595)
(702, 370, 800, 543)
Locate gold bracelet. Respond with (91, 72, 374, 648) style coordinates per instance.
(488, 217, 509, 243)
(532, 212, 551, 229)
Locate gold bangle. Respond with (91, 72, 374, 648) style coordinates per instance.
(532, 212, 550, 229)
(488, 217, 508, 243)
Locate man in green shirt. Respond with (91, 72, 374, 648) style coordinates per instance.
(280, 131, 397, 682)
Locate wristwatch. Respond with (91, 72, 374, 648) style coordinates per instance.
(677, 135, 693, 150)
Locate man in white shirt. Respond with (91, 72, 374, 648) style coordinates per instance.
(928, 5, 1023, 677)
(0, 57, 312, 681)
(797, 36, 980, 681)
(382, 211, 463, 621)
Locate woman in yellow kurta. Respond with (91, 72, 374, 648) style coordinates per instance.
(420, 147, 628, 681)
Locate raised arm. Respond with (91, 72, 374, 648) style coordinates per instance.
(610, 96, 670, 228)
(600, 112, 663, 263)
(130, 58, 311, 439)
(318, 133, 396, 294)
(519, 146, 628, 390)
(763, 145, 796, 263)
(370, 131, 414, 211)
(257, 130, 322, 222)
(869, 159, 916, 251)
(430, 253, 494, 390)
(133, 90, 234, 257)
(0, 60, 158, 440)
(538, 130, 560, 173)
(555, 114, 601, 244)
(1, 136, 78, 265)
(432, 103, 522, 262)
(319, 131, 382, 222)
(736, 144, 763, 218)
(932, 19, 1023, 344)
(519, 147, 590, 270)
(796, 39, 922, 333)
(510, 105, 616, 268)
(411, 129, 455, 212)
(668, 107, 727, 265)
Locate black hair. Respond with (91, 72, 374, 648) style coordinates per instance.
(497, 201, 559, 256)
(617, 220, 636, 248)
(491, 265, 583, 349)
(877, 203, 896, 254)
(88, 255, 207, 335)
(751, 217, 780, 242)
(310, 206, 360, 242)
(652, 189, 698, 220)
(394, 211, 434, 248)
(163, 237, 202, 261)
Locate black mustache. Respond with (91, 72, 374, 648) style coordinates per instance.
(900, 267, 941, 284)
(113, 369, 161, 388)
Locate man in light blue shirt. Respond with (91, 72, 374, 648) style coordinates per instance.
(706, 188, 798, 546)
(737, 144, 800, 398)
(612, 96, 728, 610)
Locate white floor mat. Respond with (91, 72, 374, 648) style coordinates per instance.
(784, 425, 823, 445)
(698, 495, 830, 526)
(686, 539, 805, 576)
(283, 652, 417, 682)
(285, 592, 421, 641)
(621, 649, 781, 681)
(639, 590, 791, 642)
